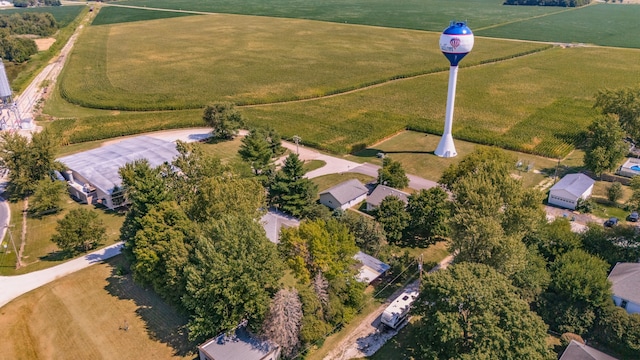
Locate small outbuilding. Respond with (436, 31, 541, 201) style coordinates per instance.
(547, 173, 595, 210)
(559, 340, 617, 360)
(366, 185, 410, 212)
(617, 158, 640, 178)
(353, 251, 390, 284)
(198, 324, 280, 360)
(319, 179, 368, 211)
(607, 262, 640, 315)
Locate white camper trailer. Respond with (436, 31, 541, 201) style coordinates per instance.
(380, 289, 419, 329)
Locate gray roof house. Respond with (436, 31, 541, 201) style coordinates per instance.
(559, 340, 617, 360)
(261, 209, 300, 244)
(548, 173, 595, 210)
(319, 179, 368, 211)
(366, 185, 410, 212)
(608, 262, 640, 315)
(354, 251, 390, 284)
(198, 325, 280, 360)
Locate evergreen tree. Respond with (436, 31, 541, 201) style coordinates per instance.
(269, 153, 317, 217)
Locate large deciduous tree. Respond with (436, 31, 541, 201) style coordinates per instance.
(377, 157, 409, 189)
(51, 208, 106, 255)
(374, 196, 410, 245)
(338, 211, 386, 255)
(0, 129, 58, 198)
(269, 153, 317, 217)
(183, 215, 284, 341)
(28, 178, 66, 216)
(405, 187, 450, 246)
(539, 249, 612, 335)
(595, 87, 640, 143)
(413, 263, 554, 360)
(202, 102, 243, 140)
(580, 223, 640, 267)
(583, 114, 627, 177)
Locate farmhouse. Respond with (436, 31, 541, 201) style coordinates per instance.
(547, 173, 595, 210)
(559, 340, 618, 360)
(198, 324, 280, 360)
(57, 136, 179, 209)
(366, 185, 410, 211)
(353, 251, 390, 284)
(607, 262, 640, 315)
(319, 179, 368, 211)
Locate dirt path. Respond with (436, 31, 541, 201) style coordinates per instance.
(322, 255, 454, 360)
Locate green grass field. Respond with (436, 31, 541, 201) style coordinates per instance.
(59, 14, 548, 111)
(106, 0, 640, 48)
(0, 4, 84, 27)
(0, 256, 195, 359)
(91, 5, 196, 26)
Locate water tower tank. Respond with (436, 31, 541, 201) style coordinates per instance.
(439, 22, 474, 66)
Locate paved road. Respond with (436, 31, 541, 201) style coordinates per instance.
(281, 142, 438, 191)
(0, 242, 123, 308)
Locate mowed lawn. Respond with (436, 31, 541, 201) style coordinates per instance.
(59, 14, 547, 110)
(0, 256, 195, 359)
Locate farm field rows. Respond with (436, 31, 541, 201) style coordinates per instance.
(102, 0, 640, 48)
(59, 14, 548, 110)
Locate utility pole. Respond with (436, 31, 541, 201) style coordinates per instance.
(292, 135, 301, 154)
(6, 225, 20, 269)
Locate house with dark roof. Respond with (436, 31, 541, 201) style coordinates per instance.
(548, 173, 595, 210)
(559, 340, 618, 360)
(319, 179, 368, 211)
(366, 185, 410, 212)
(353, 251, 390, 284)
(607, 262, 640, 314)
(198, 325, 280, 360)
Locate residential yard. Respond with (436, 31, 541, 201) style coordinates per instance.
(346, 130, 584, 188)
(0, 256, 195, 359)
(0, 198, 124, 276)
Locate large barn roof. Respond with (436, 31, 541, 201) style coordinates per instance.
(58, 136, 179, 194)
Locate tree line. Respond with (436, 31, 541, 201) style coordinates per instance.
(0, 12, 58, 62)
(13, 0, 61, 7)
(504, 0, 591, 6)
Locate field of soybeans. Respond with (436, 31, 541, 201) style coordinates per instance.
(46, 1, 640, 158)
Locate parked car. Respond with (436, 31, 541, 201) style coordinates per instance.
(604, 217, 619, 227)
(629, 212, 639, 222)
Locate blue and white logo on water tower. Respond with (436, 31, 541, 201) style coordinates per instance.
(439, 21, 474, 66)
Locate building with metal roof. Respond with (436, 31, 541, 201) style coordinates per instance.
(608, 262, 640, 315)
(548, 173, 595, 210)
(261, 209, 300, 244)
(353, 251, 390, 284)
(319, 179, 368, 211)
(559, 340, 617, 360)
(57, 136, 179, 209)
(365, 185, 410, 211)
(198, 325, 280, 360)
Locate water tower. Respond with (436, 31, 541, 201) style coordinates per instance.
(434, 21, 474, 158)
(0, 59, 23, 130)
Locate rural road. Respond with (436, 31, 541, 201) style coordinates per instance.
(281, 142, 438, 191)
(323, 254, 455, 360)
(0, 242, 123, 308)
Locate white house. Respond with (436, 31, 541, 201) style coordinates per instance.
(547, 173, 595, 210)
(366, 185, 410, 212)
(198, 324, 280, 360)
(319, 179, 368, 211)
(607, 262, 640, 315)
(559, 340, 618, 360)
